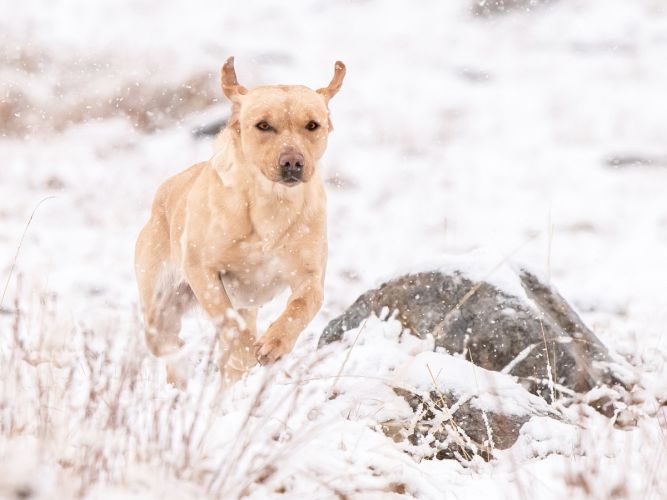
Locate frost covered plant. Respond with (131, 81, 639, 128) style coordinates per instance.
(0, 291, 326, 498)
(1, 290, 666, 499)
(0, 293, 412, 498)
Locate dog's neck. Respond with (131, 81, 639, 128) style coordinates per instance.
(210, 129, 312, 238)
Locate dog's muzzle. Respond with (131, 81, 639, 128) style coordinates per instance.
(278, 151, 305, 185)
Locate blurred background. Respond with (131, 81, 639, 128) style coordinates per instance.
(1, 0, 666, 356)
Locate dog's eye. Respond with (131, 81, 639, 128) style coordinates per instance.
(305, 121, 320, 131)
(256, 121, 272, 132)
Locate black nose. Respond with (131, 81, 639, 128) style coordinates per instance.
(279, 151, 305, 181)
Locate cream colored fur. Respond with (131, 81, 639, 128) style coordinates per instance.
(134, 57, 345, 387)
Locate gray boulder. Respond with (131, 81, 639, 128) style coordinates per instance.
(319, 265, 634, 412)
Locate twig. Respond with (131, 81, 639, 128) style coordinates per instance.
(501, 343, 538, 374)
(426, 363, 472, 461)
(1, 196, 56, 308)
(539, 320, 557, 403)
(329, 317, 369, 396)
(467, 348, 495, 460)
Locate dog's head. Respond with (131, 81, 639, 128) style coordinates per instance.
(220, 57, 345, 187)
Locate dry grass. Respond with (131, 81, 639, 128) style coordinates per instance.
(1, 291, 666, 498)
(0, 291, 302, 498)
(0, 273, 665, 498)
(0, 288, 414, 498)
(0, 44, 219, 137)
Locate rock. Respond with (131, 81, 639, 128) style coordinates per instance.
(386, 388, 531, 461)
(605, 154, 667, 169)
(191, 117, 228, 138)
(380, 352, 562, 462)
(319, 262, 635, 407)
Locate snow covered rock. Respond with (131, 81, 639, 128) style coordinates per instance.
(315, 316, 567, 464)
(319, 259, 635, 413)
(384, 352, 561, 462)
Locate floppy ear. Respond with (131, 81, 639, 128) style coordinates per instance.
(220, 57, 247, 131)
(317, 61, 346, 102)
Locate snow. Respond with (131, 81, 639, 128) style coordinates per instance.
(394, 248, 535, 302)
(2, 0, 667, 498)
(401, 351, 552, 416)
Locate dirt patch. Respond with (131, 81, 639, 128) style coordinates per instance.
(1, 45, 220, 136)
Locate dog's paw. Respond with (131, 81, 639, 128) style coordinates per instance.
(255, 335, 290, 365)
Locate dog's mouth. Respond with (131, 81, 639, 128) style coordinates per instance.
(278, 176, 302, 187)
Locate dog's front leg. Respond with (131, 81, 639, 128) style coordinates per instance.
(256, 274, 324, 364)
(183, 262, 234, 322)
(183, 262, 256, 385)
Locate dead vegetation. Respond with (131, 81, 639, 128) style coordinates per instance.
(0, 288, 242, 497)
(0, 286, 412, 498)
(0, 44, 219, 137)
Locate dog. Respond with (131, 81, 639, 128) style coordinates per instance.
(135, 57, 345, 387)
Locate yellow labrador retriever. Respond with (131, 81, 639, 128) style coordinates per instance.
(135, 57, 345, 386)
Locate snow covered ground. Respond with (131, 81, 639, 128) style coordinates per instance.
(1, 0, 666, 498)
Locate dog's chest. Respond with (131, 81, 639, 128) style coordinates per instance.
(214, 192, 312, 309)
(219, 242, 290, 309)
